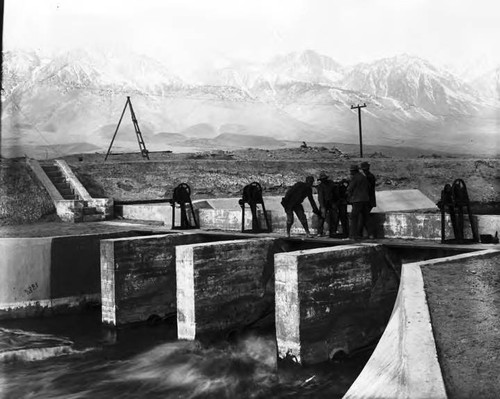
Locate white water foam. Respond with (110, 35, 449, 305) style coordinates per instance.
(0, 327, 77, 362)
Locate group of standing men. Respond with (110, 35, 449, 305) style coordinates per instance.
(280, 162, 376, 239)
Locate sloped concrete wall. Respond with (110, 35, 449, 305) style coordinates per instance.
(25, 159, 63, 201)
(341, 249, 500, 398)
(275, 244, 400, 365)
(117, 203, 196, 228)
(117, 203, 172, 225)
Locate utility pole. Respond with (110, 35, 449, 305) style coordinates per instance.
(351, 103, 366, 157)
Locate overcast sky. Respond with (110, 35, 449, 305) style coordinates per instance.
(4, 0, 500, 71)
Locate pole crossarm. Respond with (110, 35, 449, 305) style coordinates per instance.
(351, 103, 367, 158)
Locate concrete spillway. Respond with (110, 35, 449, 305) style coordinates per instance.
(3, 199, 500, 397)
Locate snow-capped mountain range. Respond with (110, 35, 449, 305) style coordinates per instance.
(2, 48, 499, 157)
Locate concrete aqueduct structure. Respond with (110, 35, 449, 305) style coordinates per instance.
(2, 159, 500, 397)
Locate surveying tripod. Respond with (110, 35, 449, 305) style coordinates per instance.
(104, 96, 150, 161)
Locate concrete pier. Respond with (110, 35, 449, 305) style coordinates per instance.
(100, 232, 251, 326)
(176, 238, 278, 340)
(275, 244, 400, 365)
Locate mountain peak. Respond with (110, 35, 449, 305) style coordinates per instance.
(270, 50, 341, 71)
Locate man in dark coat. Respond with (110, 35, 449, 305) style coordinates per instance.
(333, 178, 350, 238)
(316, 171, 336, 237)
(346, 164, 370, 239)
(360, 162, 376, 211)
(361, 161, 377, 238)
(281, 176, 320, 237)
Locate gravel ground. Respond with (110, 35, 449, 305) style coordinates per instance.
(421, 252, 500, 399)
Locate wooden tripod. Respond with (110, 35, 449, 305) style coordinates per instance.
(104, 96, 150, 161)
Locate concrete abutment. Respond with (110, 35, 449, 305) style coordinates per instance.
(275, 244, 400, 365)
(176, 237, 278, 340)
(100, 232, 257, 326)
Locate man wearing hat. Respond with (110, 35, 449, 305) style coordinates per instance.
(361, 161, 377, 238)
(333, 178, 350, 238)
(317, 171, 337, 237)
(346, 164, 370, 239)
(281, 176, 321, 237)
(360, 162, 376, 211)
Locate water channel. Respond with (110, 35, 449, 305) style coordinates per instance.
(0, 310, 373, 398)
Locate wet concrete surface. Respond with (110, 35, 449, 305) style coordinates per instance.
(0, 221, 169, 238)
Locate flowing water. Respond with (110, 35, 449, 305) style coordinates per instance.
(0, 311, 372, 399)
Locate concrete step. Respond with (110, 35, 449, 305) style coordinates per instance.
(45, 170, 64, 179)
(83, 207, 99, 215)
(59, 188, 75, 197)
(55, 182, 72, 191)
(50, 177, 67, 185)
(41, 165, 59, 172)
(81, 214, 105, 222)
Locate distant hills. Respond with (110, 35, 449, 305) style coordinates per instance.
(1, 48, 499, 158)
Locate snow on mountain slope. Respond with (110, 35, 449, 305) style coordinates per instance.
(1, 49, 499, 157)
(339, 54, 489, 116)
(471, 67, 500, 100)
(2, 50, 45, 96)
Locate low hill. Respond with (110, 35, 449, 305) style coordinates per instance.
(211, 133, 284, 148)
(148, 133, 188, 144)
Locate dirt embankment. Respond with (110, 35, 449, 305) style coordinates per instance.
(1, 148, 499, 225)
(69, 149, 500, 210)
(0, 159, 56, 226)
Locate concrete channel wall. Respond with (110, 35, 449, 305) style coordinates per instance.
(343, 260, 448, 399)
(382, 212, 475, 240)
(176, 237, 278, 340)
(342, 249, 499, 399)
(0, 236, 102, 318)
(117, 191, 500, 242)
(275, 244, 400, 365)
(0, 231, 164, 319)
(100, 232, 252, 326)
